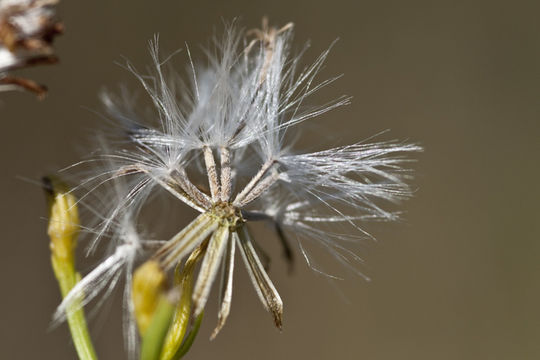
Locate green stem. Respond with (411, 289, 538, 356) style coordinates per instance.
(52, 260, 98, 360)
(141, 297, 176, 360)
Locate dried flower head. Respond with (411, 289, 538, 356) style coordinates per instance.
(0, 0, 62, 97)
(55, 19, 421, 357)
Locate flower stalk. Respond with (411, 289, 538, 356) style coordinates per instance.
(140, 296, 175, 360)
(43, 177, 97, 360)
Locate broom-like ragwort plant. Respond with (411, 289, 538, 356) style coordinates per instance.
(47, 19, 421, 360)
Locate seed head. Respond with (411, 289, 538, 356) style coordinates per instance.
(56, 19, 422, 357)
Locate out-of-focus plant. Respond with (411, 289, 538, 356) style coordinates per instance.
(0, 0, 62, 97)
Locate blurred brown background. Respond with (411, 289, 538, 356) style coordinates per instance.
(1, 0, 539, 359)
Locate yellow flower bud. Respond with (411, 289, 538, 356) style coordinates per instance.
(43, 176, 79, 266)
(43, 177, 97, 360)
(132, 260, 168, 335)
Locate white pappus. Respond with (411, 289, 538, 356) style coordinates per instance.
(59, 19, 422, 351)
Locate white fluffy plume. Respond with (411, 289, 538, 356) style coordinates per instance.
(57, 19, 422, 356)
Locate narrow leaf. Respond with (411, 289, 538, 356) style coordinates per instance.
(174, 312, 203, 359)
